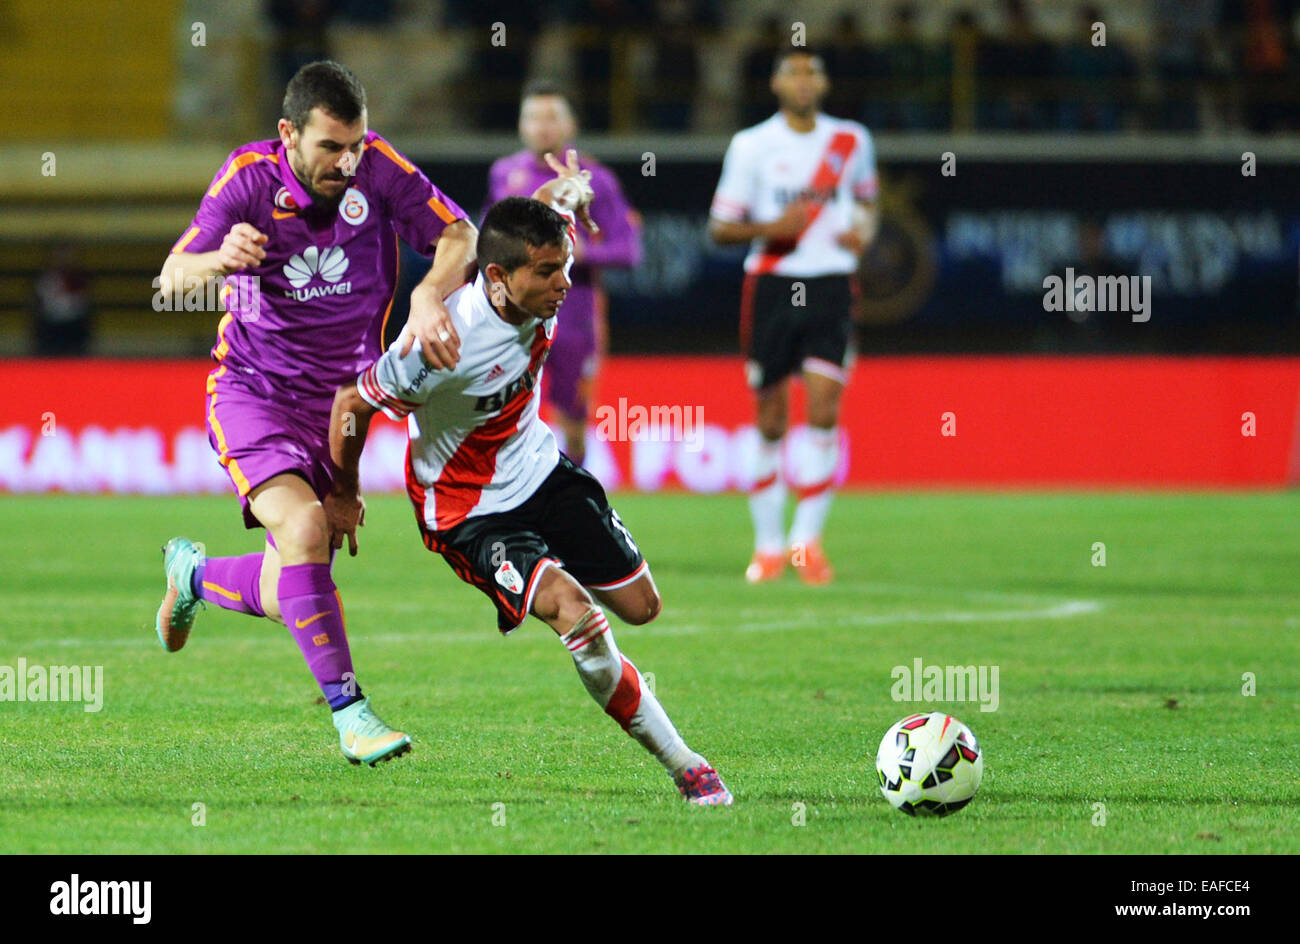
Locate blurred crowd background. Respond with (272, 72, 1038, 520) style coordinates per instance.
(239, 0, 1299, 136)
(184, 0, 1300, 138)
(3, 0, 1299, 359)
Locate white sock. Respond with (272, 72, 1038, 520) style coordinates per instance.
(561, 607, 701, 777)
(789, 426, 839, 549)
(748, 435, 786, 555)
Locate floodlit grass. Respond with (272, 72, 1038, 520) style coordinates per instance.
(2, 491, 1296, 852)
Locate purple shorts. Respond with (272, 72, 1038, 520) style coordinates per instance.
(205, 364, 335, 529)
(544, 284, 600, 421)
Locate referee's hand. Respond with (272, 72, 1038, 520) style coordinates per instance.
(217, 223, 268, 273)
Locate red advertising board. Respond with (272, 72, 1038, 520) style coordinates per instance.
(2, 357, 1296, 493)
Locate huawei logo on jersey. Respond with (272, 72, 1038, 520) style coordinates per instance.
(283, 246, 352, 301)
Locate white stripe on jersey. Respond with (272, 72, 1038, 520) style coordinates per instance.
(710, 112, 877, 278)
(357, 272, 559, 531)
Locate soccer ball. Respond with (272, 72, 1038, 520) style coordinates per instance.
(875, 711, 983, 816)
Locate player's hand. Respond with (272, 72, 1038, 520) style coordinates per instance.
(217, 223, 268, 273)
(543, 149, 599, 236)
(837, 203, 877, 255)
(324, 489, 365, 557)
(401, 288, 461, 368)
(835, 229, 865, 253)
(764, 200, 813, 242)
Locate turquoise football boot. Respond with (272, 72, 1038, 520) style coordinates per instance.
(155, 537, 205, 652)
(334, 697, 412, 766)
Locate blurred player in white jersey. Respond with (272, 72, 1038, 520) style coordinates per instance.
(325, 154, 732, 805)
(709, 48, 878, 585)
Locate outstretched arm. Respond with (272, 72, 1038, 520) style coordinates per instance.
(401, 217, 477, 367)
(326, 383, 378, 556)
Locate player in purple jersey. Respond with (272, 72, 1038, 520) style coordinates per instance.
(152, 61, 476, 766)
(486, 80, 641, 467)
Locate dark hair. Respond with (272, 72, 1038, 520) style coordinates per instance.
(520, 78, 581, 126)
(282, 60, 367, 131)
(521, 78, 574, 108)
(479, 197, 570, 273)
(771, 47, 827, 76)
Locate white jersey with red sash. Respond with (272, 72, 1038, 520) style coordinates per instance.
(357, 273, 559, 532)
(710, 112, 877, 278)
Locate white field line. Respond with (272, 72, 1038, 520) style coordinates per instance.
(627, 600, 1103, 639)
(17, 598, 1103, 649)
(1, 582, 1077, 611)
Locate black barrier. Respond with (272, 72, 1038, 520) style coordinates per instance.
(8, 857, 1281, 928)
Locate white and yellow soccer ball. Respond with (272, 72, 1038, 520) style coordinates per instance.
(876, 711, 983, 816)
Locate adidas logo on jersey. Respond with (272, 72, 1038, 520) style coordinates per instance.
(474, 365, 537, 413)
(485, 364, 505, 382)
(283, 246, 353, 301)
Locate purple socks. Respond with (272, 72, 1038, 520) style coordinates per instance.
(195, 553, 265, 616)
(192, 552, 361, 710)
(278, 562, 361, 710)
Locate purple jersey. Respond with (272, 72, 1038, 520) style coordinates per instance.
(486, 150, 641, 290)
(173, 132, 467, 412)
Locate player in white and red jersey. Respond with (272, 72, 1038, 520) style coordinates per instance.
(709, 48, 878, 586)
(326, 155, 732, 805)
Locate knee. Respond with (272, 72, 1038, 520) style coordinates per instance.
(756, 397, 788, 441)
(620, 584, 662, 626)
(806, 403, 840, 430)
(806, 389, 842, 430)
(274, 504, 329, 560)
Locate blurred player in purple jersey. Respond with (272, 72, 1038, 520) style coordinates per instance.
(486, 81, 642, 467)
(152, 61, 477, 766)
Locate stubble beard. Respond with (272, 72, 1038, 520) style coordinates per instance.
(293, 153, 346, 210)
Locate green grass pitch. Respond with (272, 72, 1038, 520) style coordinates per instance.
(2, 491, 1297, 853)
